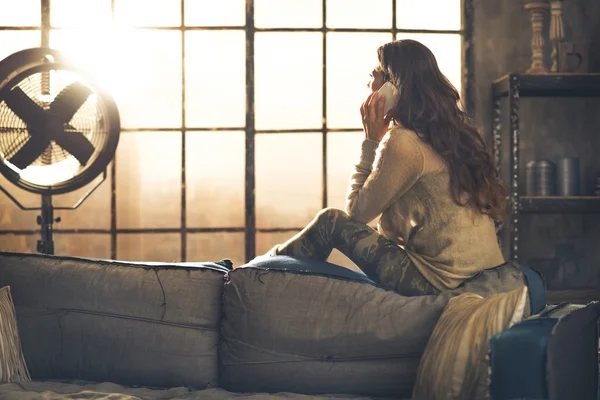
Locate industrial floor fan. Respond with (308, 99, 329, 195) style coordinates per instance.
(0, 47, 120, 254)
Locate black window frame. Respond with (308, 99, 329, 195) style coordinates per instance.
(0, 0, 475, 263)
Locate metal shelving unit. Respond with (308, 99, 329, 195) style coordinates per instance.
(491, 73, 600, 261)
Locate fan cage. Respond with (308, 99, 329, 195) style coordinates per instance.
(0, 62, 119, 194)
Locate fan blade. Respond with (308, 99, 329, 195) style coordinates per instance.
(8, 132, 50, 169)
(49, 82, 92, 123)
(52, 125, 95, 165)
(2, 87, 47, 128)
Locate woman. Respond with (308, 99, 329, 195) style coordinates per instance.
(267, 39, 507, 296)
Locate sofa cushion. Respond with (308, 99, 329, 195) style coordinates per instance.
(220, 256, 534, 398)
(0, 380, 379, 400)
(0, 252, 228, 389)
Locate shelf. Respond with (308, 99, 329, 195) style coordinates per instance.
(492, 73, 600, 98)
(519, 196, 600, 213)
(546, 289, 600, 305)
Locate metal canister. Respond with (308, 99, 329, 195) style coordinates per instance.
(525, 161, 537, 196)
(557, 157, 580, 196)
(535, 160, 556, 196)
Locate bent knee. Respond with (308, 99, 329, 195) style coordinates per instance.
(316, 207, 348, 221)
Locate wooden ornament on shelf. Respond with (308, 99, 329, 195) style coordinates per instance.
(549, 0, 565, 72)
(524, 1, 550, 73)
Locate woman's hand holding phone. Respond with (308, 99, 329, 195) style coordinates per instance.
(360, 92, 391, 142)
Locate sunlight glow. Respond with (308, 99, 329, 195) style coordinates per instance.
(0, 0, 41, 26)
(185, 31, 246, 128)
(184, 0, 245, 26)
(50, 0, 112, 28)
(255, 0, 322, 28)
(49, 26, 131, 101)
(327, 0, 393, 29)
(114, 0, 181, 27)
(255, 33, 323, 130)
(13, 157, 81, 186)
(397, 0, 461, 30)
(0, 0, 463, 260)
(327, 33, 393, 128)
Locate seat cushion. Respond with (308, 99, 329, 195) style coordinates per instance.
(0, 252, 228, 389)
(0, 380, 379, 400)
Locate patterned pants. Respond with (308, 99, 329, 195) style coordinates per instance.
(269, 207, 439, 296)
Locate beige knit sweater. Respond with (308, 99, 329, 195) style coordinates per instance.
(345, 126, 505, 291)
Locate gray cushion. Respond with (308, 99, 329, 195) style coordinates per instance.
(0, 252, 227, 389)
(220, 259, 530, 397)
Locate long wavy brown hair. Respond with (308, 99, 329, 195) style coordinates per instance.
(377, 39, 507, 221)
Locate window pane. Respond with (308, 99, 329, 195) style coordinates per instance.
(51, 29, 183, 129)
(397, 0, 461, 30)
(184, 0, 245, 26)
(117, 233, 181, 262)
(326, 132, 363, 209)
(115, 0, 181, 27)
(326, 0, 392, 29)
(256, 134, 322, 229)
(54, 234, 111, 258)
(255, 33, 322, 130)
(187, 232, 245, 267)
(0, 31, 40, 62)
(396, 33, 462, 94)
(185, 31, 245, 128)
(49, 29, 108, 85)
(327, 33, 392, 129)
(50, 0, 112, 28)
(0, 0, 41, 26)
(113, 30, 182, 128)
(327, 249, 361, 272)
(0, 179, 42, 231)
(0, 235, 37, 253)
(256, 231, 300, 258)
(326, 131, 380, 230)
(255, 0, 322, 28)
(116, 132, 181, 229)
(0, 175, 42, 230)
(186, 132, 245, 228)
(55, 171, 111, 230)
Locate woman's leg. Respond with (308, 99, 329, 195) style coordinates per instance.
(269, 207, 438, 296)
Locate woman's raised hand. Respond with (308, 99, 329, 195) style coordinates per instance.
(360, 92, 390, 142)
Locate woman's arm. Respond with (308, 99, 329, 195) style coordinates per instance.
(345, 130, 425, 224)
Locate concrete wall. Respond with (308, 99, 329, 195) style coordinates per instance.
(474, 0, 600, 290)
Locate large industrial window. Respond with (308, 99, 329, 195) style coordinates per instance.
(0, 0, 467, 269)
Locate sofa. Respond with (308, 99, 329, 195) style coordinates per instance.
(0, 251, 597, 400)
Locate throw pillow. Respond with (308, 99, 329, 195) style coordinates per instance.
(0, 286, 30, 382)
(412, 285, 528, 400)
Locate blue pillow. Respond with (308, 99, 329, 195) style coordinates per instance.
(244, 255, 376, 285)
(520, 264, 546, 315)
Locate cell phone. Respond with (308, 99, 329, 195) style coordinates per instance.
(377, 81, 399, 114)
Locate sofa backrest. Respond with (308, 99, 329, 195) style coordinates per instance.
(0, 252, 228, 389)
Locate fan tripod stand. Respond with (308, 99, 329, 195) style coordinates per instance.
(37, 194, 60, 254)
(0, 171, 107, 255)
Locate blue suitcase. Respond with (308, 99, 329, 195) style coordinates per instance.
(490, 301, 600, 400)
